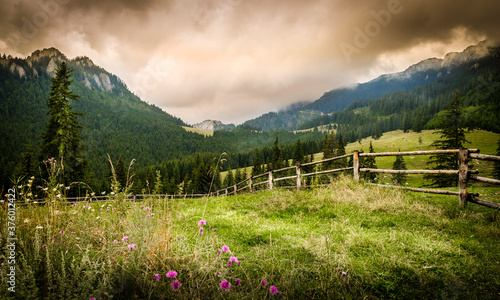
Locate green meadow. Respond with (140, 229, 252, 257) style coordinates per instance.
(2, 175, 499, 299)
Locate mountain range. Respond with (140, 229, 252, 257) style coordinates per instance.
(1, 40, 499, 193)
(242, 40, 498, 131)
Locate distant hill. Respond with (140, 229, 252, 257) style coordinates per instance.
(192, 120, 235, 130)
(242, 40, 499, 131)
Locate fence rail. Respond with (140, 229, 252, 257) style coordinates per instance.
(5, 149, 499, 210)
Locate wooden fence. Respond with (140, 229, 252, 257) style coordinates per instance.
(212, 148, 499, 210)
(6, 149, 499, 210)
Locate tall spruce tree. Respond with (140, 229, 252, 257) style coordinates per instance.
(392, 151, 408, 185)
(425, 91, 468, 187)
(493, 138, 500, 180)
(271, 136, 283, 170)
(252, 148, 263, 176)
(41, 62, 85, 187)
(362, 141, 378, 182)
(293, 139, 304, 164)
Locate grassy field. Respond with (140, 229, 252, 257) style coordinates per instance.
(1, 176, 499, 299)
(182, 126, 214, 137)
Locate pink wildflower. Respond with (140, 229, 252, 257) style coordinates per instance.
(42, 244, 46, 248)
(128, 244, 136, 249)
(122, 236, 128, 241)
(154, 274, 160, 281)
(236, 279, 241, 286)
(60, 231, 64, 234)
(171, 280, 181, 290)
(222, 246, 229, 252)
(270, 286, 278, 295)
(166, 271, 178, 278)
(261, 279, 266, 286)
(199, 227, 204, 233)
(198, 220, 207, 226)
(220, 280, 231, 290)
(114, 240, 118, 243)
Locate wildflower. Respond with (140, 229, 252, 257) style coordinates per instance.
(101, 191, 106, 195)
(122, 236, 128, 241)
(72, 203, 76, 206)
(222, 246, 229, 252)
(171, 280, 181, 291)
(100, 209, 103, 211)
(60, 231, 64, 234)
(146, 207, 150, 211)
(151, 213, 155, 216)
(154, 274, 160, 281)
(114, 240, 118, 243)
(146, 214, 150, 217)
(128, 244, 136, 249)
(228, 256, 239, 267)
(166, 271, 178, 278)
(112, 207, 116, 210)
(220, 280, 231, 290)
(110, 192, 115, 195)
(213, 228, 217, 232)
(199, 227, 204, 234)
(66, 186, 71, 190)
(198, 220, 207, 226)
(270, 286, 278, 295)
(90, 298, 96, 300)
(71, 231, 75, 234)
(24, 219, 29, 223)
(218, 249, 221, 255)
(56, 194, 61, 198)
(261, 279, 266, 286)
(215, 271, 221, 277)
(342, 271, 347, 276)
(97, 230, 100, 233)
(42, 244, 46, 249)
(236, 279, 241, 286)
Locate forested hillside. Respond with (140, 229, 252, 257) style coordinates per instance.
(243, 41, 499, 131)
(299, 56, 500, 143)
(0, 49, 324, 193)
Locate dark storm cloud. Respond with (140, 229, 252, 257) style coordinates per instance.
(0, 0, 498, 124)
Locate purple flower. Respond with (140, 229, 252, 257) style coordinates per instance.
(60, 231, 64, 234)
(71, 231, 75, 234)
(171, 280, 181, 290)
(198, 220, 207, 226)
(42, 244, 46, 249)
(212, 228, 217, 232)
(122, 236, 128, 241)
(146, 207, 150, 211)
(112, 207, 116, 210)
(222, 246, 229, 252)
(154, 274, 160, 281)
(166, 271, 178, 278)
(342, 271, 347, 276)
(218, 249, 221, 255)
(228, 256, 239, 267)
(220, 280, 231, 290)
(261, 279, 266, 286)
(270, 286, 278, 295)
(236, 279, 241, 286)
(146, 214, 150, 217)
(72, 203, 76, 206)
(199, 227, 204, 233)
(90, 298, 96, 300)
(128, 244, 136, 249)
(114, 240, 118, 243)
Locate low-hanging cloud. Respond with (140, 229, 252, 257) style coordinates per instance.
(1, 0, 499, 124)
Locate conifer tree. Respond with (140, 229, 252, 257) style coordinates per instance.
(392, 151, 408, 185)
(252, 149, 263, 176)
(425, 91, 468, 187)
(116, 155, 126, 190)
(493, 138, 500, 180)
(293, 139, 304, 164)
(271, 136, 283, 170)
(362, 141, 377, 182)
(41, 62, 85, 186)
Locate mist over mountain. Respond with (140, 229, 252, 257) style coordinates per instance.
(242, 40, 498, 131)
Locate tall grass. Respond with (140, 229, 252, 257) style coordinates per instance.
(1, 175, 499, 299)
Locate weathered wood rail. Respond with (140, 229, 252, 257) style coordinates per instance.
(212, 148, 499, 210)
(6, 149, 499, 210)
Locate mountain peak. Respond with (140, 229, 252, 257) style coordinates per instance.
(192, 120, 235, 130)
(27, 47, 66, 63)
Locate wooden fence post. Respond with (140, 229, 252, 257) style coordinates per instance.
(249, 176, 253, 192)
(353, 150, 360, 182)
(296, 161, 302, 189)
(458, 148, 469, 208)
(268, 171, 274, 190)
(234, 184, 238, 196)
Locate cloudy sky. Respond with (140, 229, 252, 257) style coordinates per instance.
(1, 0, 499, 125)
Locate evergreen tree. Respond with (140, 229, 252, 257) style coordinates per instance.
(362, 141, 377, 182)
(223, 170, 235, 188)
(234, 168, 243, 184)
(334, 133, 346, 169)
(252, 149, 263, 176)
(493, 138, 500, 180)
(271, 136, 283, 170)
(116, 155, 126, 190)
(14, 146, 36, 181)
(292, 139, 304, 164)
(40, 62, 85, 187)
(392, 151, 408, 185)
(425, 91, 469, 187)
